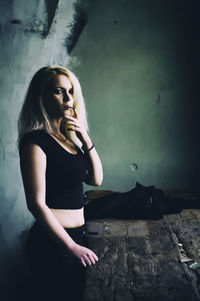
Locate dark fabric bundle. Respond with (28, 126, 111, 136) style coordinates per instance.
(84, 182, 200, 221)
(84, 182, 168, 221)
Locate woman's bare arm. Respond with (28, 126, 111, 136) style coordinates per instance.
(20, 143, 98, 267)
(82, 138, 103, 186)
(65, 109, 103, 186)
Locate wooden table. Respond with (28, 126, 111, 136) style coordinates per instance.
(84, 210, 200, 301)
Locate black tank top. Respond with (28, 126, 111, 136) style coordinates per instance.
(19, 129, 91, 209)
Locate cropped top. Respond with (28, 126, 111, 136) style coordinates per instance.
(19, 129, 91, 209)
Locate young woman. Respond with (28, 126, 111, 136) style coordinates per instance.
(18, 66, 103, 300)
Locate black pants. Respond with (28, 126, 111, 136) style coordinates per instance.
(26, 221, 88, 301)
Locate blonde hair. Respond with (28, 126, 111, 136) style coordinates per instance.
(17, 66, 89, 148)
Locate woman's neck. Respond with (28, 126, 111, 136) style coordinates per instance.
(49, 117, 71, 143)
(50, 117, 63, 135)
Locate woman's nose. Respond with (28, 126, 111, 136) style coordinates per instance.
(63, 92, 70, 102)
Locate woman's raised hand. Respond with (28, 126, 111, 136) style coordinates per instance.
(70, 243, 99, 267)
(64, 108, 91, 146)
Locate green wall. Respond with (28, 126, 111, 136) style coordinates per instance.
(70, 0, 200, 192)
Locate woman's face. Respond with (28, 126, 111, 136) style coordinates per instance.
(43, 74, 74, 118)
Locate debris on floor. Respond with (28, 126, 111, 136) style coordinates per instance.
(189, 262, 200, 270)
(172, 233, 193, 263)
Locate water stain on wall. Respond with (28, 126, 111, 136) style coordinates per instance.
(10, 17, 48, 37)
(10, 19, 21, 25)
(10, 0, 59, 38)
(0, 138, 5, 160)
(156, 93, 161, 104)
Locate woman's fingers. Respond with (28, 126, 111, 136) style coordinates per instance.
(66, 120, 79, 127)
(81, 250, 98, 267)
(83, 254, 92, 266)
(82, 255, 96, 266)
(87, 254, 95, 265)
(63, 113, 87, 139)
(81, 258, 87, 267)
(80, 254, 91, 267)
(74, 107, 79, 119)
(88, 251, 99, 264)
(71, 244, 98, 267)
(89, 255, 96, 265)
(91, 251, 98, 261)
(64, 115, 76, 121)
(64, 116, 81, 129)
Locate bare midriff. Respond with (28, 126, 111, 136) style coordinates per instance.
(50, 207, 85, 228)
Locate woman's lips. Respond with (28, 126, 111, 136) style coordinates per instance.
(64, 105, 74, 110)
(63, 106, 75, 117)
(64, 106, 74, 109)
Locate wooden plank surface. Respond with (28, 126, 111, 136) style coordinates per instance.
(84, 211, 200, 301)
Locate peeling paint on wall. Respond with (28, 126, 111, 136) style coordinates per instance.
(10, 0, 59, 38)
(10, 19, 22, 25)
(130, 163, 138, 172)
(10, 17, 48, 37)
(44, 0, 59, 37)
(66, 3, 88, 54)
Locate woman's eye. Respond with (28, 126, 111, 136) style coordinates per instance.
(55, 89, 63, 95)
(69, 88, 73, 95)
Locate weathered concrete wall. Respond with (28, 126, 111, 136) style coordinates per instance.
(0, 0, 199, 299)
(70, 0, 200, 192)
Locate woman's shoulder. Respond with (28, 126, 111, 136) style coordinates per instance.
(19, 129, 48, 153)
(22, 128, 46, 138)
